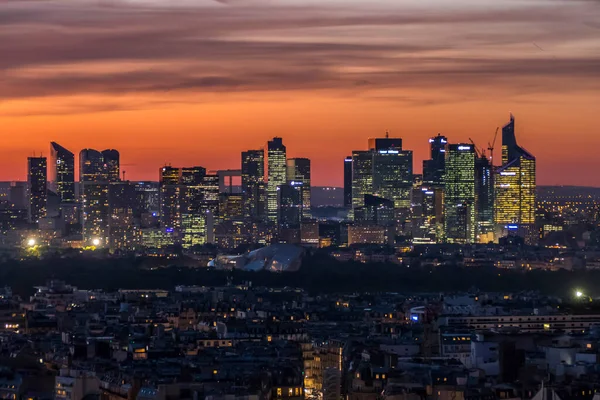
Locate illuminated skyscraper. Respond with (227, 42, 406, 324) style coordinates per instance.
(80, 149, 110, 243)
(444, 144, 476, 244)
(351, 151, 373, 211)
(108, 181, 139, 252)
(343, 156, 352, 208)
(49, 142, 75, 203)
(102, 149, 120, 182)
(286, 157, 311, 218)
(351, 134, 413, 231)
(423, 134, 447, 187)
(495, 114, 536, 243)
(265, 137, 286, 223)
(27, 157, 47, 223)
(241, 149, 265, 219)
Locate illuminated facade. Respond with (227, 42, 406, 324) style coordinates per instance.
(80, 149, 110, 243)
(159, 166, 181, 232)
(241, 149, 265, 219)
(444, 144, 476, 244)
(286, 158, 311, 218)
(219, 193, 244, 221)
(101, 149, 120, 182)
(108, 181, 139, 252)
(351, 135, 413, 230)
(265, 138, 286, 223)
(27, 157, 47, 223)
(351, 150, 373, 210)
(495, 114, 537, 243)
(49, 142, 75, 203)
(411, 185, 444, 244)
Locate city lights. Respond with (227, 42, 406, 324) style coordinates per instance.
(27, 238, 36, 247)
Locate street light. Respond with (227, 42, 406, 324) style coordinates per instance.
(27, 238, 36, 247)
(576, 291, 584, 298)
(92, 238, 101, 247)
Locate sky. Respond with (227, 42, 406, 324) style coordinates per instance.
(1, 0, 600, 186)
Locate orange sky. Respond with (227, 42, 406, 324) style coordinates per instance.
(1, 0, 600, 186)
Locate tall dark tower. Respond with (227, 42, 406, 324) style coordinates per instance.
(27, 157, 47, 223)
(423, 133, 447, 187)
(49, 142, 75, 203)
(343, 156, 352, 208)
(286, 158, 311, 219)
(241, 149, 265, 219)
(102, 149, 120, 182)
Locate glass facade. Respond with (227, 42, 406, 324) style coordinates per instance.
(444, 144, 476, 244)
(286, 157, 311, 219)
(265, 138, 286, 223)
(27, 157, 47, 223)
(49, 142, 75, 203)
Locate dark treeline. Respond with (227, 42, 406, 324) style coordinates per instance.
(0, 254, 598, 297)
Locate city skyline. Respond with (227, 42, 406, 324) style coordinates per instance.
(1, 0, 600, 186)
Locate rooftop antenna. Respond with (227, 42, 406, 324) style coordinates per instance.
(385, 130, 389, 139)
(122, 170, 126, 181)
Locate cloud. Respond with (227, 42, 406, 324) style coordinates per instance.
(0, 0, 599, 114)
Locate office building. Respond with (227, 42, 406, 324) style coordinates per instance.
(495, 114, 536, 243)
(49, 142, 75, 203)
(219, 194, 244, 221)
(241, 149, 265, 219)
(351, 150, 373, 210)
(423, 134, 447, 187)
(354, 194, 395, 227)
(102, 149, 120, 182)
(265, 138, 286, 223)
(351, 134, 413, 231)
(278, 183, 303, 229)
(80, 149, 110, 244)
(159, 166, 181, 232)
(411, 185, 444, 244)
(475, 154, 494, 242)
(444, 144, 476, 244)
(286, 157, 311, 218)
(343, 156, 352, 208)
(27, 157, 47, 223)
(108, 181, 139, 252)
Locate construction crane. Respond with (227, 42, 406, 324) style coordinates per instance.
(488, 127, 499, 165)
(468, 138, 484, 158)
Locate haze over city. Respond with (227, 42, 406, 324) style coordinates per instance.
(1, 0, 600, 186)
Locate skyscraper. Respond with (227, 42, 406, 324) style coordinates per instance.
(444, 144, 476, 244)
(49, 142, 75, 203)
(27, 157, 47, 223)
(278, 182, 303, 229)
(423, 134, 447, 187)
(286, 158, 311, 219)
(265, 137, 286, 223)
(241, 149, 265, 219)
(475, 154, 494, 242)
(159, 166, 181, 232)
(495, 114, 536, 243)
(343, 156, 352, 208)
(102, 149, 120, 182)
(108, 181, 139, 252)
(351, 134, 413, 232)
(80, 149, 110, 243)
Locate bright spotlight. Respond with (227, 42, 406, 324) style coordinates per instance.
(27, 238, 36, 247)
(92, 238, 101, 247)
(576, 291, 584, 298)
